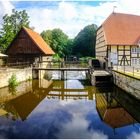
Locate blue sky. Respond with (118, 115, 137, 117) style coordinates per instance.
(0, 0, 140, 38)
(12, 1, 107, 9)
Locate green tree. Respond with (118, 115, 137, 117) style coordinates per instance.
(72, 24, 98, 57)
(40, 30, 52, 46)
(51, 29, 69, 57)
(64, 39, 74, 57)
(41, 28, 70, 57)
(0, 9, 30, 52)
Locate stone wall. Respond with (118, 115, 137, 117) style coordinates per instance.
(0, 81, 32, 102)
(0, 68, 32, 88)
(113, 70, 140, 99)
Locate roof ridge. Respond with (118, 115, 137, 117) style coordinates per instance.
(113, 12, 140, 17)
(102, 12, 140, 26)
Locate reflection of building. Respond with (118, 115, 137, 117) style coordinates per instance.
(3, 89, 51, 121)
(95, 91, 136, 129)
(0, 79, 95, 121)
(0, 108, 8, 116)
(96, 13, 140, 67)
(0, 80, 52, 121)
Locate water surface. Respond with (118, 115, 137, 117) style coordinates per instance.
(0, 71, 140, 138)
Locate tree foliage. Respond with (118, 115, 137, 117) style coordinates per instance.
(72, 24, 97, 57)
(41, 24, 97, 58)
(0, 9, 30, 52)
(40, 30, 52, 46)
(0, 9, 97, 59)
(64, 39, 74, 57)
(41, 28, 71, 57)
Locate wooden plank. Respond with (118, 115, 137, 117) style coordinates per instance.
(33, 67, 90, 71)
(47, 93, 88, 97)
(51, 88, 88, 92)
(92, 70, 112, 76)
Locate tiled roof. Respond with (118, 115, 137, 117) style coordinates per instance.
(23, 27, 55, 55)
(103, 108, 135, 128)
(102, 13, 140, 45)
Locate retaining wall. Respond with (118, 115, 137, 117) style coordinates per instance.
(0, 68, 32, 88)
(112, 70, 140, 99)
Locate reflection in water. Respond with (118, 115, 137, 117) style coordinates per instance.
(0, 72, 140, 138)
(95, 88, 136, 130)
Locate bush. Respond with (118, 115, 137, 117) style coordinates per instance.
(8, 74, 19, 88)
(27, 76, 32, 81)
(79, 57, 96, 62)
(52, 54, 61, 61)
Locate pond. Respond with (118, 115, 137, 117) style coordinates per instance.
(0, 71, 140, 138)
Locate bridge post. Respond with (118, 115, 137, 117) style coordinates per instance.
(32, 69, 39, 79)
(61, 70, 64, 80)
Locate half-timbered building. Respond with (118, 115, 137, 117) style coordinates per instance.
(96, 12, 140, 67)
(6, 27, 55, 63)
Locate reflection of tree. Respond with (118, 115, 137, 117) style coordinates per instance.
(9, 86, 17, 95)
(4, 102, 20, 121)
(0, 103, 8, 117)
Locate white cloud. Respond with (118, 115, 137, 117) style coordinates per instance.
(127, 129, 140, 139)
(1, 0, 140, 38)
(31, 96, 105, 139)
(0, 1, 14, 27)
(116, 0, 140, 15)
(56, 115, 108, 139)
(25, 1, 118, 38)
(27, 1, 84, 37)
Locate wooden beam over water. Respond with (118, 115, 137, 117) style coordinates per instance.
(33, 67, 90, 71)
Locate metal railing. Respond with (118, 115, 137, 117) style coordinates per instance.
(113, 65, 140, 77)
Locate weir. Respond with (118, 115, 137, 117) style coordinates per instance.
(32, 60, 113, 85)
(33, 67, 91, 79)
(32, 60, 91, 80)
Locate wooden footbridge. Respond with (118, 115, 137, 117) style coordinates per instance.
(32, 60, 91, 79)
(33, 67, 90, 72)
(32, 60, 113, 84)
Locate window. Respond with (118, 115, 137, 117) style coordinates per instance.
(131, 47, 137, 54)
(131, 58, 138, 65)
(131, 58, 134, 65)
(135, 58, 137, 64)
(138, 48, 140, 53)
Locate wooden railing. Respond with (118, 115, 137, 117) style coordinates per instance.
(37, 60, 89, 69)
(0, 60, 89, 69)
